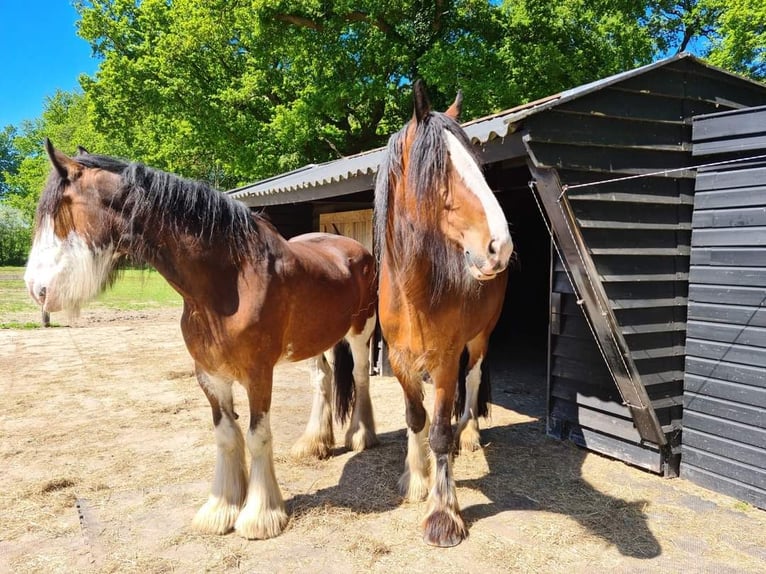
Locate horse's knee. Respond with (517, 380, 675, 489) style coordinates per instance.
(405, 399, 427, 434)
(429, 417, 453, 455)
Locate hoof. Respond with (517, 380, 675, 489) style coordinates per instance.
(345, 425, 379, 453)
(290, 435, 332, 460)
(398, 468, 430, 503)
(422, 509, 467, 547)
(234, 505, 288, 540)
(456, 419, 482, 453)
(192, 497, 241, 535)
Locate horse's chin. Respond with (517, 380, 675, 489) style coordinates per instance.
(467, 266, 497, 282)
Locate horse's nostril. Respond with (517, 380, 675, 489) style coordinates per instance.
(39, 287, 47, 301)
(488, 240, 497, 256)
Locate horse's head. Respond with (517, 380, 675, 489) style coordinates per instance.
(397, 81, 513, 282)
(24, 139, 124, 314)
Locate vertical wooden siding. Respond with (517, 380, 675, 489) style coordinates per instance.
(683, 106, 766, 509)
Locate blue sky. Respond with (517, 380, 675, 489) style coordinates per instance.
(0, 1, 99, 128)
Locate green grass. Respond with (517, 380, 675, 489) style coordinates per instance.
(0, 266, 182, 323)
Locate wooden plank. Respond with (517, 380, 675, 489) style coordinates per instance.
(691, 247, 766, 267)
(583, 228, 690, 250)
(615, 307, 688, 332)
(689, 284, 766, 306)
(686, 338, 766, 367)
(684, 392, 766, 428)
(694, 187, 766, 210)
(693, 108, 766, 141)
(695, 168, 766, 192)
(685, 374, 766, 408)
(691, 227, 766, 247)
(687, 320, 766, 348)
(550, 398, 644, 444)
(562, 425, 663, 474)
(550, 358, 615, 388)
(683, 427, 766, 469)
(688, 301, 766, 327)
(681, 448, 766, 490)
(681, 464, 766, 510)
(689, 265, 766, 287)
(686, 356, 766, 389)
(558, 88, 689, 122)
(693, 206, 766, 228)
(621, 63, 766, 108)
(572, 201, 691, 226)
(694, 134, 766, 156)
(683, 410, 766, 449)
(595, 254, 690, 278)
(529, 109, 686, 147)
(550, 378, 629, 417)
(527, 139, 690, 175)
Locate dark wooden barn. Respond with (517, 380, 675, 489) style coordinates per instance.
(681, 105, 766, 509)
(229, 54, 766, 488)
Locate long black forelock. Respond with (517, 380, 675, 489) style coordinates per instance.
(374, 111, 481, 302)
(72, 153, 266, 262)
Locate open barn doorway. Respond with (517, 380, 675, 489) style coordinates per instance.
(486, 162, 551, 419)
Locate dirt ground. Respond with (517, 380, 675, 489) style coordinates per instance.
(2, 309, 765, 573)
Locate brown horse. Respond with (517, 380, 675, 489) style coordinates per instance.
(374, 82, 512, 546)
(24, 141, 378, 540)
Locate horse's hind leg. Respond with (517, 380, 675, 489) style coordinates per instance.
(192, 366, 248, 535)
(456, 335, 491, 452)
(345, 313, 379, 452)
(235, 368, 288, 540)
(291, 353, 334, 459)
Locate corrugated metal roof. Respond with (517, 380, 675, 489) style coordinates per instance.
(228, 54, 756, 206)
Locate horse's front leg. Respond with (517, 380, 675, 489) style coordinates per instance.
(235, 367, 288, 540)
(192, 366, 248, 535)
(291, 353, 334, 459)
(393, 360, 431, 503)
(424, 359, 467, 547)
(345, 314, 379, 452)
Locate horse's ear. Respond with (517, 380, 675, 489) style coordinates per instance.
(413, 79, 431, 123)
(445, 90, 463, 121)
(76, 145, 90, 156)
(45, 138, 80, 181)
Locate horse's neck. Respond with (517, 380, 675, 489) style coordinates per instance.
(138, 217, 282, 304)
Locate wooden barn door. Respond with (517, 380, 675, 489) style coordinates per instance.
(319, 209, 373, 253)
(318, 209, 385, 374)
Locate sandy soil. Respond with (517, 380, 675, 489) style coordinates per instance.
(1, 309, 765, 573)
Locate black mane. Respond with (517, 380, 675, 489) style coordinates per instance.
(40, 153, 272, 263)
(374, 111, 482, 301)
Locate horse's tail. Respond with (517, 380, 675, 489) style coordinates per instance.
(455, 348, 492, 419)
(333, 339, 355, 424)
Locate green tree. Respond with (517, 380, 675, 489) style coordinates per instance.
(0, 204, 31, 265)
(74, 0, 658, 187)
(0, 126, 21, 199)
(645, 1, 766, 80)
(708, 0, 766, 79)
(3, 90, 112, 223)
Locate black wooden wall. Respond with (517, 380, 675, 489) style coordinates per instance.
(527, 58, 766, 475)
(683, 105, 766, 509)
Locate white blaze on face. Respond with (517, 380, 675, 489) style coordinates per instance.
(24, 217, 115, 314)
(444, 130, 512, 252)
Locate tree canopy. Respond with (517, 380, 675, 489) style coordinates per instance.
(73, 0, 663, 187)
